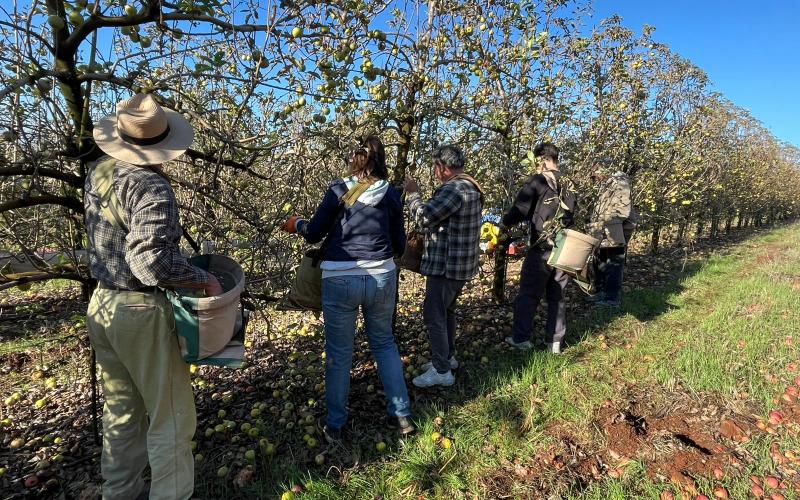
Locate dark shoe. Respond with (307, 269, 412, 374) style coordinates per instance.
(387, 415, 416, 436)
(322, 424, 343, 444)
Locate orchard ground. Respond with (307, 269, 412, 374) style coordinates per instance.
(2, 222, 800, 499)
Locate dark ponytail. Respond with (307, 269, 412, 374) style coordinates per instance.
(362, 136, 388, 180)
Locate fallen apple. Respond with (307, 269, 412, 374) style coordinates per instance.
(376, 441, 387, 452)
(712, 485, 729, 498)
(217, 466, 229, 478)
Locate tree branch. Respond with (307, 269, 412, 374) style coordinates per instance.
(0, 271, 88, 291)
(0, 163, 83, 187)
(0, 195, 83, 215)
(63, 0, 161, 52)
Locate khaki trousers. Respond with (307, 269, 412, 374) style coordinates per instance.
(87, 288, 196, 500)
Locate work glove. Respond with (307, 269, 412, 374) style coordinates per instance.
(281, 215, 303, 234)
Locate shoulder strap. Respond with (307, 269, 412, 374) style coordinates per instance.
(93, 158, 129, 232)
(91, 159, 202, 255)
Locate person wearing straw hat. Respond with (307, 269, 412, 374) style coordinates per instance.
(587, 157, 638, 308)
(85, 93, 221, 500)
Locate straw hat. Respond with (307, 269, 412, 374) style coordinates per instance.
(93, 93, 194, 165)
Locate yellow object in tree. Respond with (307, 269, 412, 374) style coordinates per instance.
(480, 222, 500, 246)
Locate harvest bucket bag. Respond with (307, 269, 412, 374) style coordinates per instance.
(169, 254, 248, 367)
(283, 180, 371, 311)
(92, 157, 249, 367)
(547, 229, 600, 273)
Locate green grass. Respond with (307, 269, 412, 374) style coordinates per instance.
(277, 223, 800, 499)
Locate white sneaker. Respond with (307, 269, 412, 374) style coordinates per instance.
(412, 366, 455, 388)
(505, 336, 533, 350)
(421, 356, 459, 371)
(546, 342, 562, 354)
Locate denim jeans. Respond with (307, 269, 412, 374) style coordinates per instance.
(511, 249, 570, 345)
(321, 271, 411, 429)
(596, 248, 626, 303)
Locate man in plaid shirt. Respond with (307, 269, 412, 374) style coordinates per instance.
(86, 94, 220, 500)
(404, 145, 483, 387)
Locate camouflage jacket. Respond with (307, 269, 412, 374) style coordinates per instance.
(590, 171, 638, 226)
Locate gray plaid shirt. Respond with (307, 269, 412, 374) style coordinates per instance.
(84, 156, 208, 290)
(407, 178, 483, 281)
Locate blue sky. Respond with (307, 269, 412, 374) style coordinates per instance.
(592, 0, 800, 147)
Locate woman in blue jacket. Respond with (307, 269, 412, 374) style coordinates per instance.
(281, 136, 413, 441)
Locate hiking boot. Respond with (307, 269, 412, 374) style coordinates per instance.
(412, 366, 455, 388)
(505, 336, 533, 350)
(421, 356, 459, 371)
(545, 342, 562, 354)
(387, 415, 416, 436)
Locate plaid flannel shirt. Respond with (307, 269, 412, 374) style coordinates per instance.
(84, 156, 208, 290)
(407, 177, 483, 281)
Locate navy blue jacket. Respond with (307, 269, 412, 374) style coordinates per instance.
(298, 178, 406, 261)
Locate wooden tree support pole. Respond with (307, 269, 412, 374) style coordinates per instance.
(90, 347, 100, 446)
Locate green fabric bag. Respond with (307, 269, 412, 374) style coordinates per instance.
(168, 254, 248, 367)
(284, 248, 325, 311)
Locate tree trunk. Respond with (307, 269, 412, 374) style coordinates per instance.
(710, 215, 719, 239)
(492, 231, 509, 304)
(650, 224, 661, 254)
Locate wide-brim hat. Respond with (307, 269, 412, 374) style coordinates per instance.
(93, 93, 193, 166)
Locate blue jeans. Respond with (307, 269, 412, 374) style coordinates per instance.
(321, 272, 411, 429)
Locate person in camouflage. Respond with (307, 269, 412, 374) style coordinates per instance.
(588, 158, 638, 308)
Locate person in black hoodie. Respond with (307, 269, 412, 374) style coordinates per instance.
(501, 142, 576, 354)
(281, 136, 413, 442)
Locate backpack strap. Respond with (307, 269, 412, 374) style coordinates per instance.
(93, 157, 129, 232)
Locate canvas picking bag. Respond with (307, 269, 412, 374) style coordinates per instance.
(546, 229, 600, 273)
(168, 254, 248, 367)
(284, 248, 325, 311)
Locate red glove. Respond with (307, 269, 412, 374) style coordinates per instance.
(281, 215, 302, 233)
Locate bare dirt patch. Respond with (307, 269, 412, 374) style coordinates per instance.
(487, 383, 800, 498)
